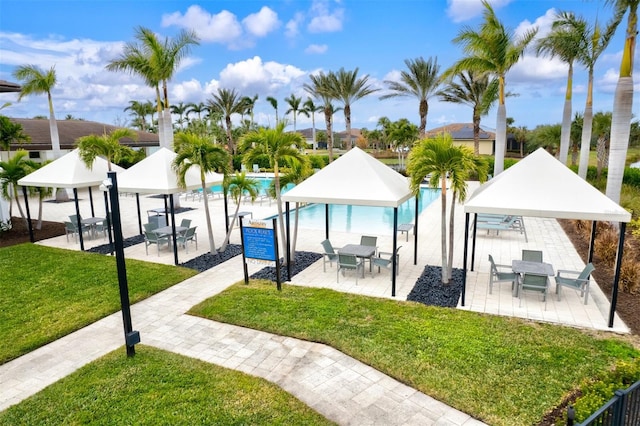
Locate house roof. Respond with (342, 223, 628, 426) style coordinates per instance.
(0, 80, 21, 93)
(116, 147, 224, 195)
(17, 148, 125, 189)
(464, 148, 631, 222)
(8, 118, 159, 151)
(281, 146, 412, 207)
(425, 123, 495, 140)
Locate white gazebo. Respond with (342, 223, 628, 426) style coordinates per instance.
(463, 148, 631, 327)
(116, 147, 224, 264)
(17, 149, 125, 250)
(282, 147, 414, 296)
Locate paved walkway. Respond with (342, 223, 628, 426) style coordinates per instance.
(0, 254, 484, 425)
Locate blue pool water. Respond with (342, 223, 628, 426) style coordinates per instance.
(280, 188, 440, 235)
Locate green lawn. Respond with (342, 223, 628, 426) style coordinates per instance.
(0, 345, 333, 425)
(189, 280, 640, 426)
(0, 244, 197, 364)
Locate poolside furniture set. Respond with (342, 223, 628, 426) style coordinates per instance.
(65, 214, 108, 242)
(473, 214, 528, 242)
(321, 236, 402, 284)
(143, 217, 197, 256)
(489, 250, 594, 310)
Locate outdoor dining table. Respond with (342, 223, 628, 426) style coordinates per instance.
(339, 244, 377, 273)
(153, 225, 187, 238)
(511, 260, 555, 297)
(81, 216, 105, 239)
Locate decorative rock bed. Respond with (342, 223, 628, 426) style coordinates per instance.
(406, 265, 464, 308)
(250, 251, 322, 281)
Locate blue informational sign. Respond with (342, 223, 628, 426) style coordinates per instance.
(242, 225, 276, 261)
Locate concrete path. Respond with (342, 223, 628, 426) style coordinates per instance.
(0, 254, 485, 425)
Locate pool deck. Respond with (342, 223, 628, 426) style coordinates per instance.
(0, 178, 629, 423)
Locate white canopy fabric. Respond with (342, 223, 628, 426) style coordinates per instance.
(116, 147, 224, 194)
(464, 148, 631, 223)
(18, 148, 125, 188)
(282, 147, 412, 207)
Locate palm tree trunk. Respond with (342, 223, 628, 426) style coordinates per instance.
(605, 76, 634, 204)
(312, 113, 317, 150)
(220, 201, 241, 252)
(201, 182, 217, 254)
(12, 185, 27, 224)
(447, 190, 456, 281)
(440, 176, 448, 284)
(558, 64, 574, 165)
(163, 108, 174, 149)
(273, 163, 288, 262)
(344, 106, 352, 149)
(472, 111, 480, 156)
(494, 104, 507, 175)
(578, 104, 594, 179)
(291, 203, 300, 262)
(325, 110, 333, 162)
(37, 193, 44, 230)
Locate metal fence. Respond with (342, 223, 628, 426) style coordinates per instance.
(568, 379, 640, 426)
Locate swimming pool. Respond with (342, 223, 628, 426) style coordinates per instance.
(279, 188, 440, 235)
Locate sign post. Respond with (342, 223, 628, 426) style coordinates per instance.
(240, 217, 281, 290)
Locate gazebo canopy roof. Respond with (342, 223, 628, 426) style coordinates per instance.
(464, 148, 631, 223)
(282, 147, 412, 207)
(116, 147, 224, 194)
(18, 149, 124, 188)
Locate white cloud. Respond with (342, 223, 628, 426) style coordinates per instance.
(162, 6, 243, 45)
(510, 55, 567, 83)
(305, 44, 328, 54)
(446, 0, 511, 23)
(285, 12, 305, 38)
(516, 8, 555, 40)
(242, 6, 280, 37)
(308, 0, 344, 33)
(218, 56, 306, 94)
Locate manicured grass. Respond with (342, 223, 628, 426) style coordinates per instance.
(0, 345, 333, 425)
(0, 244, 197, 364)
(190, 280, 639, 426)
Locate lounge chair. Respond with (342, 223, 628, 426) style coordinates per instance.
(488, 254, 518, 294)
(337, 253, 364, 284)
(518, 273, 549, 310)
(321, 239, 339, 272)
(556, 263, 595, 305)
(371, 246, 402, 277)
(253, 164, 260, 173)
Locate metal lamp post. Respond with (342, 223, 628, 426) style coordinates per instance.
(104, 171, 140, 357)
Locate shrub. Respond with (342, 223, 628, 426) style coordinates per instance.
(307, 154, 329, 169)
(620, 256, 640, 294)
(623, 167, 640, 189)
(594, 226, 619, 265)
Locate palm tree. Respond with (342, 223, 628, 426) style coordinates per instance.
(241, 94, 259, 128)
(76, 128, 138, 171)
(437, 70, 499, 155)
(380, 57, 441, 138)
(239, 122, 305, 258)
(266, 96, 279, 124)
(186, 102, 207, 121)
(124, 100, 150, 131)
(171, 102, 189, 129)
(593, 111, 612, 179)
(207, 88, 245, 157)
(535, 11, 587, 165)
(303, 98, 322, 150)
(573, 13, 621, 179)
(605, 0, 638, 204)
(173, 132, 230, 255)
(446, 1, 537, 175)
(0, 150, 30, 222)
(12, 65, 61, 159)
(0, 116, 30, 160)
(329, 68, 378, 148)
(284, 94, 303, 132)
(106, 26, 199, 149)
(219, 172, 261, 252)
(304, 72, 337, 161)
(407, 134, 488, 283)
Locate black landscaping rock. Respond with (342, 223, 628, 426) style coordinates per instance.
(407, 265, 464, 308)
(250, 251, 322, 282)
(180, 244, 243, 272)
(86, 234, 145, 254)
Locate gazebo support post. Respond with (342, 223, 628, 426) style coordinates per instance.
(73, 188, 85, 251)
(88, 187, 95, 217)
(462, 213, 470, 306)
(163, 195, 170, 227)
(413, 195, 419, 265)
(470, 214, 478, 271)
(285, 202, 291, 280)
(103, 191, 114, 254)
(135, 194, 142, 235)
(392, 207, 398, 297)
(22, 186, 35, 243)
(169, 194, 179, 266)
(325, 204, 329, 240)
(608, 222, 626, 328)
(224, 193, 230, 233)
(588, 221, 597, 264)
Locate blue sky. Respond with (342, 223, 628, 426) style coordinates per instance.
(0, 0, 638, 134)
